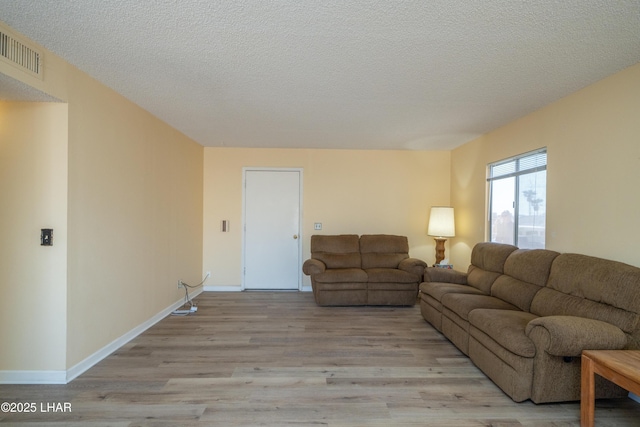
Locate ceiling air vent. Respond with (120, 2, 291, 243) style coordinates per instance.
(0, 25, 43, 79)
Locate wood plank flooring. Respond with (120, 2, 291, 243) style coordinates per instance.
(1, 291, 638, 426)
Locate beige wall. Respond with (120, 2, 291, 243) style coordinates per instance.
(1, 23, 204, 374)
(450, 62, 640, 270)
(203, 148, 451, 288)
(0, 101, 69, 370)
(65, 66, 204, 367)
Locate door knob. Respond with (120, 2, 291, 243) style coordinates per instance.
(293, 234, 298, 239)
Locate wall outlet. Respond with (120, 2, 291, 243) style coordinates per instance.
(314, 223, 322, 230)
(177, 280, 183, 289)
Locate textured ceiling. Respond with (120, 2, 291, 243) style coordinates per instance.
(0, 72, 60, 102)
(1, 1, 639, 150)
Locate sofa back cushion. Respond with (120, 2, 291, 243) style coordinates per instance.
(530, 253, 640, 345)
(531, 288, 639, 333)
(310, 234, 361, 269)
(466, 242, 518, 294)
(491, 249, 560, 311)
(360, 234, 409, 269)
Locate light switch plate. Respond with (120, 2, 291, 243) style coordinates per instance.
(41, 228, 53, 246)
(314, 223, 322, 230)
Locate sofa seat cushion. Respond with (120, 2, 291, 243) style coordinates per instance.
(442, 293, 519, 322)
(368, 281, 417, 291)
(469, 309, 539, 358)
(419, 282, 486, 303)
(313, 282, 367, 292)
(366, 268, 417, 283)
(314, 268, 368, 283)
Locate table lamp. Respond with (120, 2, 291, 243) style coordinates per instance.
(427, 206, 455, 265)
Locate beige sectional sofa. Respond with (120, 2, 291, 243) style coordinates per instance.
(303, 234, 426, 306)
(420, 242, 640, 403)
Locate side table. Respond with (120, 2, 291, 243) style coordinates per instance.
(580, 350, 640, 427)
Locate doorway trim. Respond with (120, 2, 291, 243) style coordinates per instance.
(241, 167, 303, 291)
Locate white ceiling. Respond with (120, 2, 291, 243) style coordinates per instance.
(1, 1, 639, 150)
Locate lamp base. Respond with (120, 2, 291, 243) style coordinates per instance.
(434, 238, 447, 265)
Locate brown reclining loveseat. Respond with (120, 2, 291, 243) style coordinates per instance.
(303, 234, 426, 306)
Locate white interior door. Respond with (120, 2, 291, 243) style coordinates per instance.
(243, 169, 301, 290)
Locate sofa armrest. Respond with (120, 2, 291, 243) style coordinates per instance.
(423, 267, 468, 284)
(525, 315, 627, 357)
(302, 259, 326, 276)
(398, 258, 427, 278)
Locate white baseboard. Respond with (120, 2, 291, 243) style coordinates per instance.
(203, 285, 242, 291)
(66, 288, 204, 382)
(0, 370, 66, 385)
(204, 286, 312, 292)
(0, 288, 203, 385)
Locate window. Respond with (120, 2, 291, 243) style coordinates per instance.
(487, 148, 547, 249)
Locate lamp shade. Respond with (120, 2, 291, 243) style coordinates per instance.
(427, 207, 455, 238)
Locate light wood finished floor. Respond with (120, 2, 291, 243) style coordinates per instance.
(1, 292, 638, 426)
